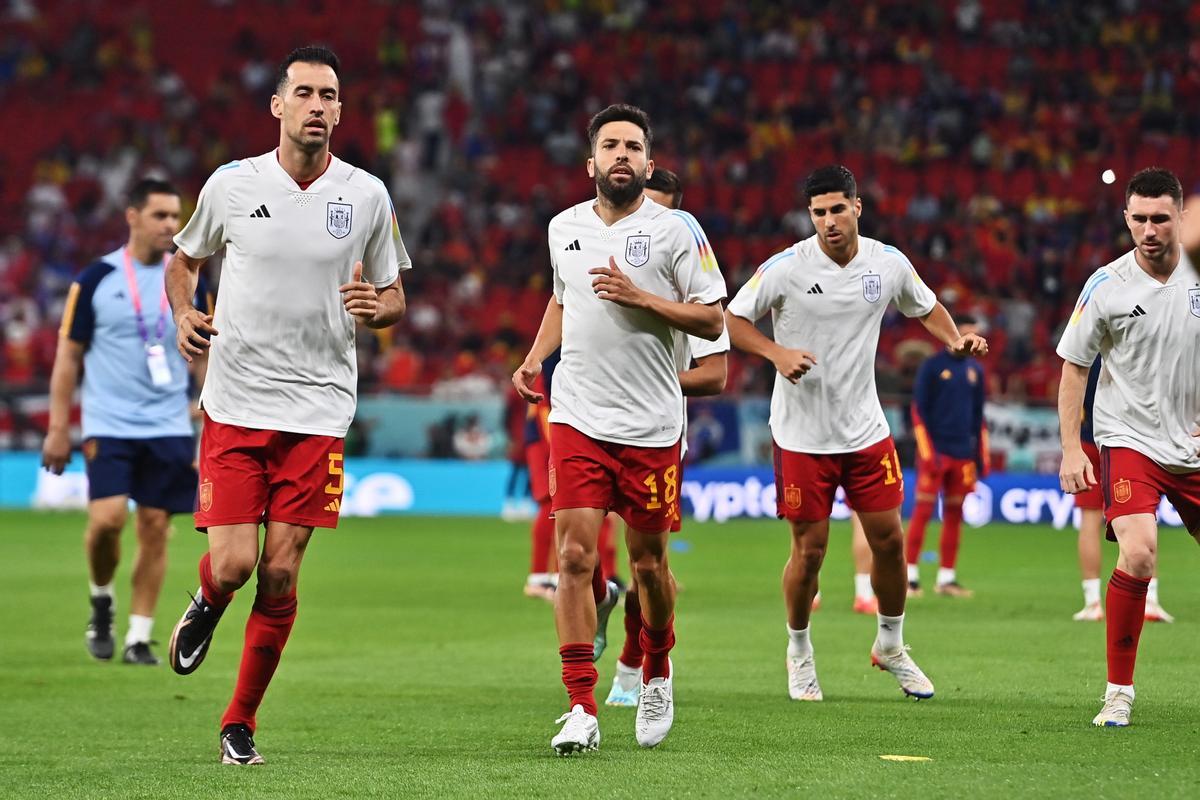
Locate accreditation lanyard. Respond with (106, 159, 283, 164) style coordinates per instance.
(123, 248, 173, 387)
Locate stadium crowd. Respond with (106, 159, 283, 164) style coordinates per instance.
(3, 0, 1200, 447)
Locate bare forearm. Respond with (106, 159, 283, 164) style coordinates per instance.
(680, 354, 726, 396)
(725, 311, 780, 361)
(643, 296, 723, 340)
(524, 298, 564, 363)
(1057, 362, 1088, 452)
(166, 252, 201, 319)
(367, 284, 406, 329)
(47, 347, 81, 434)
(918, 302, 961, 347)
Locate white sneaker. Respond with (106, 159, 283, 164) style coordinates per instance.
(1092, 687, 1133, 727)
(1073, 602, 1103, 622)
(1144, 600, 1175, 623)
(871, 644, 935, 699)
(550, 704, 600, 755)
(635, 659, 674, 748)
(605, 661, 641, 707)
(786, 651, 823, 701)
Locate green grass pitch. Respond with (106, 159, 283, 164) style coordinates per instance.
(2, 510, 1200, 798)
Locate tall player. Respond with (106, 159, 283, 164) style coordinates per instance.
(42, 178, 206, 666)
(604, 167, 730, 708)
(1058, 167, 1199, 727)
(726, 165, 987, 703)
(513, 105, 726, 754)
(1072, 357, 1173, 622)
(163, 46, 410, 763)
(904, 313, 988, 598)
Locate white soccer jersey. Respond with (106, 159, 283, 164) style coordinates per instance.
(1056, 247, 1200, 471)
(674, 326, 731, 459)
(548, 197, 727, 446)
(727, 235, 937, 453)
(175, 151, 410, 437)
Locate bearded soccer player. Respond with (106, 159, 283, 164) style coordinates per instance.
(1058, 167, 1200, 727)
(726, 165, 987, 703)
(163, 46, 410, 764)
(513, 106, 726, 754)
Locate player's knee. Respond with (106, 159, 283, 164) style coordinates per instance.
(868, 527, 904, 559)
(256, 561, 299, 594)
(631, 551, 666, 586)
(556, 540, 595, 577)
(797, 545, 826, 575)
(212, 553, 255, 591)
(1120, 545, 1156, 576)
(88, 512, 126, 539)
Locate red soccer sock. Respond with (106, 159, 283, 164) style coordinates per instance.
(220, 589, 298, 733)
(530, 501, 555, 573)
(598, 515, 618, 581)
(940, 502, 963, 570)
(640, 616, 675, 681)
(591, 563, 606, 605)
(618, 589, 644, 669)
(905, 500, 934, 566)
(1106, 569, 1150, 685)
(199, 552, 234, 609)
(559, 642, 598, 715)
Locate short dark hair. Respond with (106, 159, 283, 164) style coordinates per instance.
(127, 178, 179, 210)
(275, 45, 341, 95)
(1126, 167, 1182, 207)
(804, 165, 857, 202)
(645, 168, 683, 209)
(587, 103, 652, 154)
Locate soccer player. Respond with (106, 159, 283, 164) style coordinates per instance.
(1071, 357, 1173, 622)
(725, 165, 987, 703)
(512, 105, 726, 753)
(163, 46, 410, 764)
(523, 355, 558, 602)
(42, 178, 205, 666)
(1058, 167, 1199, 727)
(604, 167, 730, 708)
(904, 313, 988, 598)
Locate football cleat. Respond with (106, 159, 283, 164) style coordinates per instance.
(168, 588, 226, 676)
(122, 641, 161, 666)
(1144, 600, 1175, 623)
(935, 581, 974, 598)
(551, 705, 600, 755)
(852, 595, 879, 615)
(635, 660, 674, 748)
(1092, 687, 1133, 727)
(523, 580, 556, 603)
(85, 596, 115, 661)
(1073, 602, 1103, 622)
(605, 661, 641, 707)
(592, 579, 621, 662)
(220, 724, 265, 765)
(787, 652, 823, 701)
(871, 644, 935, 700)
(907, 581, 923, 599)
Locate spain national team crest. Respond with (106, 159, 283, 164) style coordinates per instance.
(327, 202, 353, 239)
(1189, 287, 1200, 318)
(862, 274, 882, 303)
(625, 234, 651, 267)
(784, 485, 801, 509)
(548, 467, 557, 497)
(1113, 478, 1132, 504)
(199, 481, 213, 512)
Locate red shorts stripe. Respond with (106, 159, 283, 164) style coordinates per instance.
(1100, 446, 1200, 537)
(773, 436, 904, 522)
(195, 413, 345, 531)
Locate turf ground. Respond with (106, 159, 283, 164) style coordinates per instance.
(2, 510, 1200, 798)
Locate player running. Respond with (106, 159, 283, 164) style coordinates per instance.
(725, 165, 987, 703)
(163, 46, 410, 763)
(1058, 167, 1199, 727)
(513, 105, 726, 754)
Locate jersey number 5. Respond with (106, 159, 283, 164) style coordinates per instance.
(325, 452, 344, 496)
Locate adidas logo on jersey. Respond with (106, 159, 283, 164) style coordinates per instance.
(806, 284, 824, 294)
(249, 204, 271, 219)
(324, 498, 341, 513)
(564, 240, 581, 251)
(1128, 305, 1146, 318)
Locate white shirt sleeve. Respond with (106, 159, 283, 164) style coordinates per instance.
(550, 238, 566, 305)
(173, 170, 229, 259)
(727, 256, 787, 323)
(669, 211, 727, 305)
(689, 327, 729, 360)
(888, 247, 938, 318)
(362, 191, 407, 288)
(1056, 270, 1110, 366)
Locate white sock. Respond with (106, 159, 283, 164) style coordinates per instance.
(1147, 578, 1159, 604)
(1106, 682, 1134, 699)
(126, 614, 153, 646)
(527, 572, 552, 586)
(937, 567, 956, 586)
(854, 573, 874, 600)
(1082, 578, 1101, 606)
(906, 564, 919, 583)
(89, 581, 114, 599)
(876, 613, 904, 653)
(786, 624, 812, 659)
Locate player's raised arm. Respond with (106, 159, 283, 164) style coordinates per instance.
(513, 297, 563, 403)
(166, 249, 218, 363)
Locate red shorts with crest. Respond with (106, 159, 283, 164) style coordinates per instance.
(195, 413, 345, 531)
(1099, 446, 1200, 537)
(549, 423, 681, 534)
(1073, 442, 1104, 511)
(773, 436, 904, 523)
(915, 455, 978, 498)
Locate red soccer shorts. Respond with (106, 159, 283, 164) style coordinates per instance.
(195, 412, 346, 531)
(1073, 441, 1104, 511)
(915, 455, 978, 498)
(526, 439, 551, 503)
(1100, 446, 1200, 536)
(773, 436, 904, 522)
(549, 423, 681, 534)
